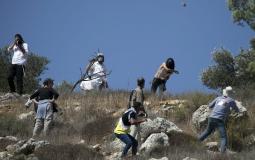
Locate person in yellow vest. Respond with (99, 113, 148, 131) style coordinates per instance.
(114, 106, 147, 158)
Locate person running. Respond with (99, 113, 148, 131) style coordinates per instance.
(151, 58, 179, 94)
(28, 78, 59, 137)
(114, 106, 147, 158)
(198, 86, 240, 153)
(7, 34, 29, 95)
(129, 77, 147, 143)
(80, 52, 108, 91)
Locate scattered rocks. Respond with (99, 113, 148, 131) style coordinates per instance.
(245, 134, 255, 148)
(160, 99, 188, 106)
(0, 136, 19, 152)
(0, 151, 9, 159)
(74, 106, 82, 112)
(6, 138, 49, 155)
(159, 99, 188, 112)
(78, 139, 85, 144)
(91, 144, 101, 152)
(183, 157, 198, 160)
(73, 102, 81, 107)
(149, 157, 169, 160)
(205, 142, 219, 152)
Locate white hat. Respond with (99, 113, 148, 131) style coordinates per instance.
(223, 86, 234, 97)
(97, 52, 104, 57)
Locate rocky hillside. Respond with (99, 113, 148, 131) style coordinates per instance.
(0, 91, 255, 160)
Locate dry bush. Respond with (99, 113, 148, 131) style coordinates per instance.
(0, 113, 33, 138)
(1, 90, 255, 160)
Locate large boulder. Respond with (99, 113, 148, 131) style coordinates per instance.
(192, 101, 247, 132)
(109, 138, 125, 152)
(140, 117, 182, 141)
(140, 132, 169, 156)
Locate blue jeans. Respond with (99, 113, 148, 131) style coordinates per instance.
(198, 117, 227, 153)
(115, 133, 138, 157)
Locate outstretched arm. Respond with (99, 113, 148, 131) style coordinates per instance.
(8, 42, 16, 52)
(208, 98, 218, 109)
(129, 118, 146, 125)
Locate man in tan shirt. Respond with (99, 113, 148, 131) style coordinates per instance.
(151, 58, 179, 94)
(130, 77, 147, 144)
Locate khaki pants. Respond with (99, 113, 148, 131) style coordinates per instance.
(33, 101, 54, 137)
(33, 118, 53, 137)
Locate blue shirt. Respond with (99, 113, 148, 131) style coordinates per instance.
(209, 96, 239, 121)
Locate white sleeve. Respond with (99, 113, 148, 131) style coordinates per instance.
(23, 43, 29, 53)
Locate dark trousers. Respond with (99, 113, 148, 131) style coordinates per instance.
(198, 117, 227, 153)
(115, 133, 138, 157)
(8, 64, 24, 94)
(151, 78, 166, 93)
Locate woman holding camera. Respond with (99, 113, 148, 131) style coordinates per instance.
(7, 34, 29, 95)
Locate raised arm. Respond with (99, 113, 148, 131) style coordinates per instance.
(129, 117, 146, 125)
(8, 42, 16, 52)
(208, 98, 218, 109)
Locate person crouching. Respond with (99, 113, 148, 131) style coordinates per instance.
(114, 106, 147, 158)
(29, 78, 59, 137)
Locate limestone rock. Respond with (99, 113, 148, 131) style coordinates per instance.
(18, 111, 34, 120)
(192, 101, 247, 132)
(140, 117, 182, 141)
(140, 132, 169, 156)
(205, 142, 219, 151)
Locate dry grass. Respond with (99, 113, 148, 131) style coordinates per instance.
(1, 90, 255, 160)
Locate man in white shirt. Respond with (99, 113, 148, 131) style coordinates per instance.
(7, 34, 29, 95)
(80, 53, 108, 91)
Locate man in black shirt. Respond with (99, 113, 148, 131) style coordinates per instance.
(28, 78, 59, 137)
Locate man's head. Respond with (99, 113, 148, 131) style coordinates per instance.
(43, 78, 54, 88)
(137, 77, 145, 89)
(97, 53, 104, 64)
(166, 58, 175, 70)
(14, 33, 24, 45)
(223, 86, 234, 97)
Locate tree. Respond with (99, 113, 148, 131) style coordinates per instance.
(0, 46, 49, 93)
(228, 0, 255, 30)
(55, 80, 73, 94)
(201, 48, 236, 90)
(201, 39, 255, 90)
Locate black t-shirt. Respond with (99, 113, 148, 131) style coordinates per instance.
(30, 87, 59, 100)
(122, 110, 137, 126)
